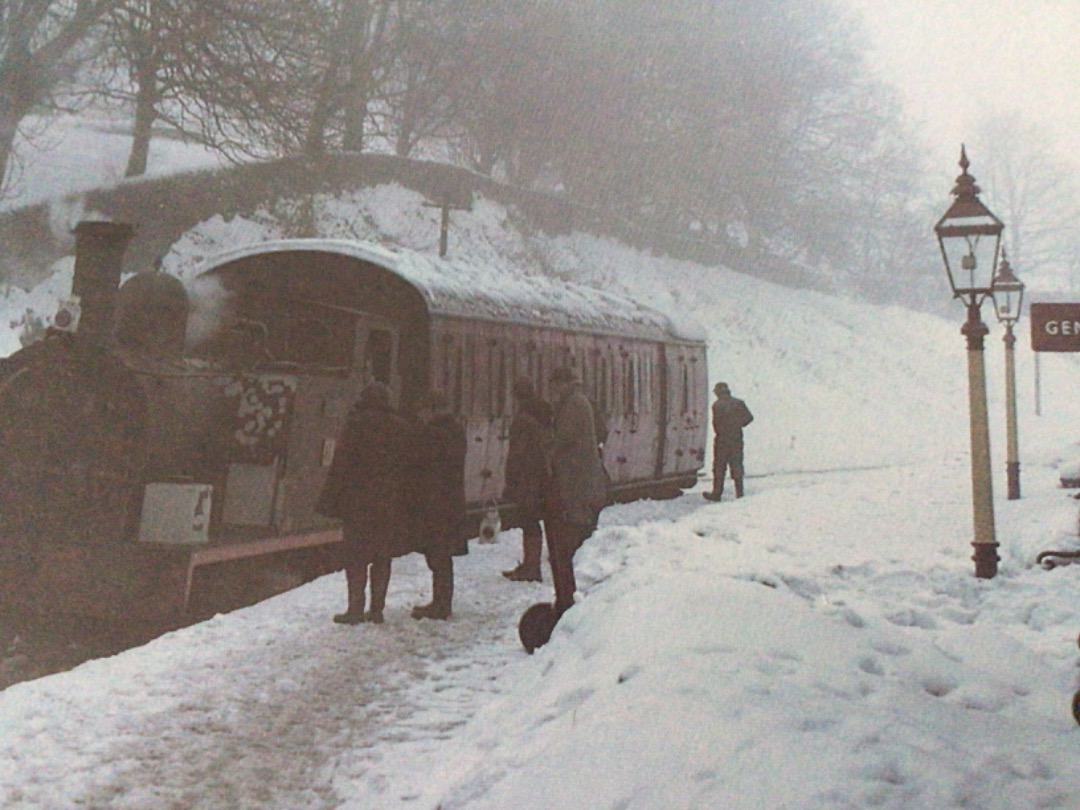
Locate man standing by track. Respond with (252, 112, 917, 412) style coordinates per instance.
(410, 390, 468, 620)
(316, 381, 414, 624)
(703, 381, 754, 502)
(545, 366, 608, 617)
(502, 376, 553, 583)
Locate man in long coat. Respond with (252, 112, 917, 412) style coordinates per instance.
(316, 381, 414, 624)
(501, 376, 553, 583)
(704, 381, 754, 501)
(409, 390, 467, 620)
(545, 366, 608, 617)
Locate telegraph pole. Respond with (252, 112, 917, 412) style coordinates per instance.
(423, 194, 472, 257)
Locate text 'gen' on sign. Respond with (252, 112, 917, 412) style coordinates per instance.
(1030, 303, 1080, 352)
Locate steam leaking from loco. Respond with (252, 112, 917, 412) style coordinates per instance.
(182, 274, 231, 353)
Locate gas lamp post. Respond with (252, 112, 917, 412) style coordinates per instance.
(934, 146, 1004, 579)
(992, 251, 1024, 500)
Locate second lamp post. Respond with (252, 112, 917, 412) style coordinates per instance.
(992, 252, 1024, 500)
(934, 146, 1003, 579)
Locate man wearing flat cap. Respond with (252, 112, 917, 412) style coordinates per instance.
(545, 365, 609, 617)
(502, 376, 553, 583)
(704, 381, 753, 502)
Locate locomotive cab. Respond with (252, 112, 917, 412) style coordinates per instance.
(189, 247, 426, 540)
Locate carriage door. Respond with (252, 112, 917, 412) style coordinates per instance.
(354, 316, 402, 408)
(659, 347, 700, 479)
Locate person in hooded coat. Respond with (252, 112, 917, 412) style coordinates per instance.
(408, 390, 468, 620)
(545, 365, 609, 617)
(501, 376, 553, 583)
(316, 381, 415, 624)
(704, 381, 754, 501)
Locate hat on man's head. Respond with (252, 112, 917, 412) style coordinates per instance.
(549, 366, 580, 384)
(713, 382, 731, 395)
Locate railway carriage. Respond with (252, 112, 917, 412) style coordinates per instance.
(0, 222, 707, 624)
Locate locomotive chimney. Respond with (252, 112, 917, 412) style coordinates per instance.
(72, 220, 136, 345)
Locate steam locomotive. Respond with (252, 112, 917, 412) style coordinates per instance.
(0, 221, 708, 624)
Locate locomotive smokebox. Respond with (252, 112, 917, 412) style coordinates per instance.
(115, 272, 190, 358)
(72, 220, 136, 345)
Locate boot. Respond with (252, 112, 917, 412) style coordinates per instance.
(504, 523, 544, 581)
(502, 562, 542, 582)
(333, 610, 366, 625)
(366, 558, 391, 624)
(334, 567, 367, 624)
(432, 561, 453, 618)
(414, 555, 453, 619)
(734, 477, 744, 498)
(411, 602, 450, 620)
(548, 520, 579, 616)
(703, 483, 724, 502)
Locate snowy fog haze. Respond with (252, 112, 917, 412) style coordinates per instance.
(1, 0, 1079, 801)
(3, 115, 1080, 808)
(841, 0, 1080, 174)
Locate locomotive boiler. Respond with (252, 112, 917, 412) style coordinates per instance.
(0, 221, 708, 624)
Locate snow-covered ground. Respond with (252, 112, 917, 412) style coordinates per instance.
(3, 124, 1080, 808)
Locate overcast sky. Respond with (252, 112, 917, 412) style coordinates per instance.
(843, 0, 1080, 176)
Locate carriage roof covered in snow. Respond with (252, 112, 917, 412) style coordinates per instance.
(197, 239, 705, 343)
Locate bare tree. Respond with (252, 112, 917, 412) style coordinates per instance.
(289, 0, 400, 157)
(76, 0, 402, 171)
(376, 0, 463, 158)
(439, 0, 919, 291)
(81, 0, 179, 177)
(970, 112, 1080, 290)
(162, 0, 404, 160)
(0, 0, 123, 193)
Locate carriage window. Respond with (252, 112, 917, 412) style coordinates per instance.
(455, 341, 466, 415)
(508, 348, 519, 414)
(687, 355, 699, 415)
(494, 343, 508, 417)
(464, 334, 481, 416)
(482, 339, 498, 418)
(440, 336, 454, 406)
(542, 347, 557, 400)
(609, 355, 618, 416)
(367, 329, 394, 385)
(598, 356, 609, 416)
(623, 354, 638, 415)
(590, 353, 602, 404)
(642, 355, 652, 413)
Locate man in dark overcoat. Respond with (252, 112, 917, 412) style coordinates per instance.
(316, 381, 415, 624)
(545, 366, 609, 617)
(704, 381, 754, 501)
(409, 390, 468, 620)
(501, 376, 553, 583)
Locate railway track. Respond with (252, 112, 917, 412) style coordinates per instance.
(0, 562, 306, 691)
